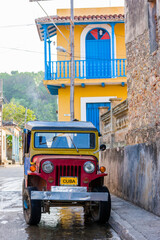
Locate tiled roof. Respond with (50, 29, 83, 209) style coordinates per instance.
(36, 14, 124, 23)
(35, 14, 124, 41)
(3, 120, 17, 127)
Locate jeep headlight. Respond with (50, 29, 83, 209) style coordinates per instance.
(83, 161, 95, 173)
(42, 161, 54, 173)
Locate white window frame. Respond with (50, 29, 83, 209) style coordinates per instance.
(80, 24, 116, 61)
(80, 96, 116, 121)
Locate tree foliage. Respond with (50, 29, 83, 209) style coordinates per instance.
(3, 102, 36, 129)
(0, 71, 58, 124)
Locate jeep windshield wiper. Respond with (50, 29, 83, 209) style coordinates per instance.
(68, 136, 79, 152)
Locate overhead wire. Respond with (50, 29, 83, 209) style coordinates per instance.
(0, 0, 125, 60)
(0, 24, 35, 28)
(2, 1, 124, 124)
(0, 46, 126, 60)
(0, 2, 126, 61)
(34, 3, 125, 59)
(36, 1, 69, 44)
(35, 1, 70, 60)
(0, 47, 44, 55)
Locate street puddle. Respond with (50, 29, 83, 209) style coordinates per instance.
(25, 207, 114, 240)
(0, 191, 118, 240)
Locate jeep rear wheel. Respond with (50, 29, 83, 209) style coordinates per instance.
(23, 187, 41, 225)
(90, 186, 111, 223)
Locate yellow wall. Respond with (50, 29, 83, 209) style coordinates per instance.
(58, 85, 127, 121)
(57, 24, 86, 61)
(57, 7, 124, 16)
(57, 7, 126, 79)
(56, 21, 126, 87)
(54, 7, 127, 122)
(57, 23, 126, 62)
(115, 23, 126, 59)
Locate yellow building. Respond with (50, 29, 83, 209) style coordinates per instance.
(35, 7, 127, 131)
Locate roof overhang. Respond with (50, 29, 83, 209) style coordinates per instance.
(2, 127, 13, 135)
(35, 14, 124, 41)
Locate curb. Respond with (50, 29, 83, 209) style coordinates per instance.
(0, 165, 23, 168)
(109, 210, 146, 240)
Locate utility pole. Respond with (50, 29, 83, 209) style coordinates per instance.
(30, 0, 75, 120)
(70, 0, 75, 121)
(24, 107, 28, 128)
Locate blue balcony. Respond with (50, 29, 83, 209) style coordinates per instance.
(45, 59, 126, 80)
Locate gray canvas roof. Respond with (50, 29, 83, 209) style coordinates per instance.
(25, 121, 98, 131)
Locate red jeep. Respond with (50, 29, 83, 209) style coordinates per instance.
(22, 121, 111, 225)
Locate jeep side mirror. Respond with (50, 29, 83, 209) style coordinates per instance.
(93, 144, 106, 154)
(100, 144, 106, 151)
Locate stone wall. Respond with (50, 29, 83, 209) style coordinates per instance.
(125, 0, 160, 145)
(126, 29, 160, 144)
(99, 0, 160, 217)
(101, 139, 160, 216)
(100, 99, 128, 148)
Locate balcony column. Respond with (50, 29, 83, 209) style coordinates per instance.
(43, 25, 48, 80)
(111, 23, 116, 77)
(48, 40, 51, 79)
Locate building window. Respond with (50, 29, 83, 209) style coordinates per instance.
(86, 28, 110, 41)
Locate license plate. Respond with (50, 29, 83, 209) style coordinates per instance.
(60, 177, 78, 186)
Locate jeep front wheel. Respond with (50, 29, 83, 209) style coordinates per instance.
(90, 186, 111, 223)
(23, 187, 41, 225)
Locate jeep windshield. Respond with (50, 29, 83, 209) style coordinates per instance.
(34, 132, 95, 149)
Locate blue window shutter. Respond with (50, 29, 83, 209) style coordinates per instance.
(86, 28, 111, 78)
(86, 102, 111, 132)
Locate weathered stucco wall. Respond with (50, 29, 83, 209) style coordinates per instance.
(101, 139, 160, 216)
(125, 0, 148, 43)
(124, 142, 160, 214)
(101, 147, 124, 197)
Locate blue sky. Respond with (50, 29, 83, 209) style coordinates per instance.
(0, 0, 124, 73)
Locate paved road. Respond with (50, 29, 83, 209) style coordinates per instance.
(0, 166, 120, 240)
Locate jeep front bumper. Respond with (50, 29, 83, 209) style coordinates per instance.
(31, 186, 108, 202)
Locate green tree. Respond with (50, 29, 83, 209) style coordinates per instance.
(3, 102, 36, 129)
(0, 71, 57, 122)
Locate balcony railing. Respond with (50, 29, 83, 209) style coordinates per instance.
(46, 59, 126, 80)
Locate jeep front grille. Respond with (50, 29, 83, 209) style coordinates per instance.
(56, 165, 81, 186)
